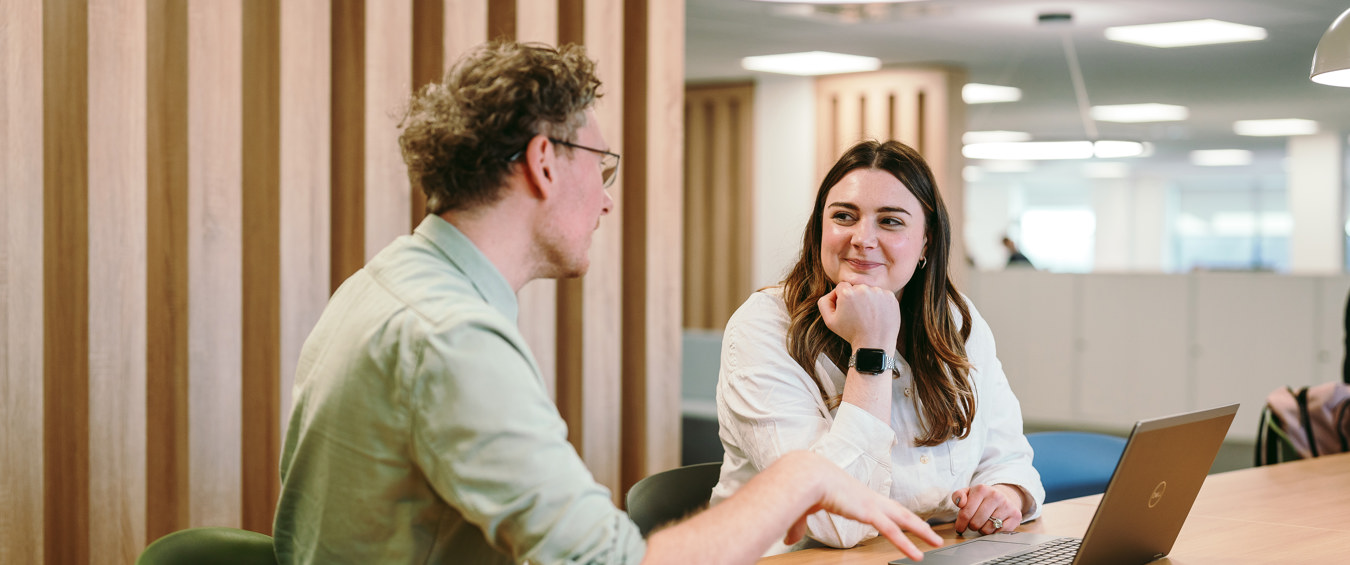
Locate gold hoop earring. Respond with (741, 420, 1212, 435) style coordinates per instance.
(918, 257, 927, 269)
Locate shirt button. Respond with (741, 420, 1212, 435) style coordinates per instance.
(904, 388, 912, 397)
(920, 455, 930, 464)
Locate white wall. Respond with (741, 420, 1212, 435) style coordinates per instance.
(751, 75, 817, 289)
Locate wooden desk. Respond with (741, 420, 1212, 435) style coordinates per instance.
(760, 453, 1350, 564)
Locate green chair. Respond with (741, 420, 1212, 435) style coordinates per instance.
(625, 461, 722, 537)
(136, 527, 278, 565)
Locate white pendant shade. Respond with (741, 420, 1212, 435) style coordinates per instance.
(1311, 8, 1350, 87)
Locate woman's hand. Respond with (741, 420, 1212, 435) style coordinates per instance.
(817, 281, 901, 351)
(951, 484, 1026, 535)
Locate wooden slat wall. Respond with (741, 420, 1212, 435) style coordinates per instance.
(1, 1, 46, 562)
(682, 83, 754, 330)
(1, 0, 683, 560)
(815, 69, 969, 285)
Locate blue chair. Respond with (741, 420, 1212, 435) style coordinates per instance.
(1026, 431, 1127, 503)
(136, 526, 278, 565)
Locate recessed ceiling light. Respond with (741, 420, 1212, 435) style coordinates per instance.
(1105, 19, 1267, 48)
(964, 141, 1094, 160)
(963, 83, 1023, 104)
(983, 160, 1036, 173)
(1191, 149, 1253, 166)
(740, 51, 881, 76)
(963, 130, 1032, 144)
(748, 0, 927, 3)
(1090, 103, 1189, 123)
(1233, 119, 1320, 136)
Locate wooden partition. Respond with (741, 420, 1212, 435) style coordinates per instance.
(0, 0, 682, 561)
(683, 83, 754, 330)
(816, 68, 968, 285)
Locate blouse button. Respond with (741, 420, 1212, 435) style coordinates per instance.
(920, 455, 930, 464)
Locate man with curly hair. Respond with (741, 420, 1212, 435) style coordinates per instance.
(272, 41, 940, 565)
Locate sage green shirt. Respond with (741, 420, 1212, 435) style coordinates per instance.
(274, 215, 645, 564)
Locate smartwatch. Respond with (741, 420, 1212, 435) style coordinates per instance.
(848, 348, 895, 375)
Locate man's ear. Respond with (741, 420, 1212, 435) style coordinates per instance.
(520, 134, 556, 201)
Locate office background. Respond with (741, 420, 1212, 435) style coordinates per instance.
(5, 1, 1349, 564)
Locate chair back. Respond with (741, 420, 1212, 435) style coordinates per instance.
(625, 461, 723, 537)
(1026, 431, 1126, 503)
(136, 526, 278, 565)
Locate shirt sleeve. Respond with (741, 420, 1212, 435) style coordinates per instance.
(410, 315, 646, 564)
(717, 292, 897, 548)
(963, 301, 1046, 520)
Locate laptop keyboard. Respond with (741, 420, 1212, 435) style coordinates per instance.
(984, 537, 1082, 564)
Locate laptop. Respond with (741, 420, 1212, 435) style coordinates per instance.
(891, 403, 1239, 565)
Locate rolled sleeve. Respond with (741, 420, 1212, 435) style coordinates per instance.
(965, 303, 1045, 520)
(412, 318, 645, 564)
(716, 292, 896, 548)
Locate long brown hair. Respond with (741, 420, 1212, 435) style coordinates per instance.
(781, 140, 973, 447)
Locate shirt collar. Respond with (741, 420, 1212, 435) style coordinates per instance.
(414, 214, 519, 323)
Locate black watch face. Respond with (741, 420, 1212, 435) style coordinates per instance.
(855, 348, 886, 373)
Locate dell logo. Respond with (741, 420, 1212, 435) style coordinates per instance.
(1148, 481, 1167, 508)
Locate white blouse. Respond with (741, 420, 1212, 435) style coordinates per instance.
(708, 288, 1044, 555)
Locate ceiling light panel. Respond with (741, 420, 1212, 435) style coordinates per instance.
(963, 130, 1032, 144)
(1105, 19, 1267, 48)
(1233, 119, 1319, 136)
(1090, 103, 1189, 123)
(963, 83, 1023, 104)
(740, 51, 881, 76)
(1190, 149, 1253, 166)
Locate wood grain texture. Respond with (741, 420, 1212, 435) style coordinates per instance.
(363, 0, 414, 254)
(761, 453, 1350, 564)
(43, 0, 91, 563)
(444, 0, 487, 65)
(278, 0, 331, 476)
(187, 0, 243, 527)
(87, 0, 149, 560)
(330, 0, 365, 291)
(619, 0, 685, 494)
(2, 0, 45, 562)
(410, 0, 442, 227)
(241, 0, 281, 535)
(682, 98, 709, 328)
(146, 0, 191, 542)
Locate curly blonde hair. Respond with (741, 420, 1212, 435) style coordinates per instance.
(399, 41, 601, 214)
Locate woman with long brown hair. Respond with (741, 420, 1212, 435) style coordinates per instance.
(709, 140, 1043, 554)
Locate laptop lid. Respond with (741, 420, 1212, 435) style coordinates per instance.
(1072, 403, 1237, 564)
(889, 403, 1239, 565)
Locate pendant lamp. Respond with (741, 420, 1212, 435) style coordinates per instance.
(1311, 7, 1350, 87)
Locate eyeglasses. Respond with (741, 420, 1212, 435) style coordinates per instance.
(548, 138, 622, 188)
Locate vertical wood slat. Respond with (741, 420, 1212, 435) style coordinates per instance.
(277, 0, 332, 479)
(363, 0, 413, 255)
(620, 0, 685, 493)
(708, 99, 734, 326)
(682, 83, 754, 331)
(241, 0, 281, 535)
(2, 0, 45, 562)
(146, 0, 191, 543)
(444, 0, 487, 65)
(410, 0, 443, 227)
(682, 99, 708, 328)
(87, 0, 148, 561)
(43, 1, 91, 564)
(330, 0, 365, 291)
(187, 0, 243, 528)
